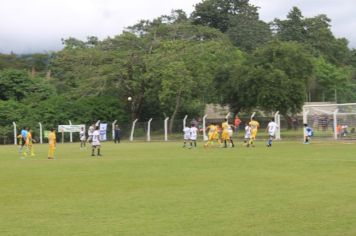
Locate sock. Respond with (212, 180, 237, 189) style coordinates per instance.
(97, 149, 101, 156)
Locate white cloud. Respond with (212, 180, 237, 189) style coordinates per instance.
(0, 0, 355, 53)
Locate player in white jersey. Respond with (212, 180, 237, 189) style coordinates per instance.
(266, 118, 279, 147)
(244, 122, 251, 146)
(87, 124, 95, 142)
(183, 126, 191, 148)
(91, 126, 101, 156)
(227, 124, 235, 147)
(79, 127, 86, 149)
(303, 124, 313, 144)
(189, 123, 198, 148)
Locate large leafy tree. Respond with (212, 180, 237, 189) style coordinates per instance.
(224, 41, 313, 116)
(148, 38, 241, 132)
(0, 69, 54, 102)
(191, 0, 271, 51)
(274, 7, 350, 65)
(312, 57, 355, 103)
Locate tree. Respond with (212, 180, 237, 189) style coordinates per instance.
(274, 7, 351, 66)
(312, 57, 354, 102)
(227, 14, 271, 51)
(191, 0, 271, 51)
(191, 0, 259, 33)
(0, 69, 34, 101)
(273, 7, 306, 42)
(224, 41, 313, 117)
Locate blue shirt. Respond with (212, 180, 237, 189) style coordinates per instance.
(21, 129, 28, 139)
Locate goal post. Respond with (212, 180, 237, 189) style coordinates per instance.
(303, 103, 356, 140)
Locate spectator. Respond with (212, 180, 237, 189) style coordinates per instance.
(114, 125, 121, 143)
(234, 115, 241, 137)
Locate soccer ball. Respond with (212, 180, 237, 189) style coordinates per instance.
(127, 97, 132, 101)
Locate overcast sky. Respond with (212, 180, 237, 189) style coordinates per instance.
(0, 0, 355, 54)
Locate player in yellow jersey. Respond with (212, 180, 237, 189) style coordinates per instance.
(248, 117, 260, 147)
(205, 123, 218, 147)
(25, 128, 35, 157)
(48, 128, 56, 160)
(221, 118, 230, 148)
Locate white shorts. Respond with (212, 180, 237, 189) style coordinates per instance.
(228, 131, 233, 138)
(190, 136, 197, 141)
(269, 131, 276, 137)
(92, 141, 100, 147)
(184, 134, 190, 140)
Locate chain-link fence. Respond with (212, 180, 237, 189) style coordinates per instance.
(6, 110, 356, 145)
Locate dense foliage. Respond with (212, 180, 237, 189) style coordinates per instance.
(1, 1, 356, 139)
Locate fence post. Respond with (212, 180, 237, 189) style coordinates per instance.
(274, 111, 281, 140)
(251, 112, 256, 120)
(68, 120, 73, 143)
(13, 122, 17, 145)
(147, 118, 153, 142)
(164, 117, 169, 142)
(130, 119, 138, 142)
(112, 120, 117, 141)
(333, 109, 338, 140)
(38, 122, 43, 144)
(203, 114, 208, 141)
(183, 115, 188, 128)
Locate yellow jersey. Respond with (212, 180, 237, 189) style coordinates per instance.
(208, 125, 217, 133)
(26, 132, 32, 145)
(249, 120, 260, 131)
(48, 132, 56, 146)
(222, 122, 229, 131)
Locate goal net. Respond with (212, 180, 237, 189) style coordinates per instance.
(303, 103, 356, 140)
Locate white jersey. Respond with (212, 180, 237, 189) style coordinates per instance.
(80, 130, 86, 141)
(183, 127, 191, 140)
(228, 125, 233, 137)
(92, 130, 100, 146)
(268, 121, 278, 136)
(244, 126, 251, 139)
(190, 127, 198, 140)
(88, 126, 95, 136)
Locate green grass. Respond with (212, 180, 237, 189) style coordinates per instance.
(1, 140, 356, 235)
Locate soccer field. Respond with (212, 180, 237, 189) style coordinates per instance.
(1, 141, 356, 236)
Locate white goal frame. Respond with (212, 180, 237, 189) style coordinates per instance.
(303, 103, 356, 140)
